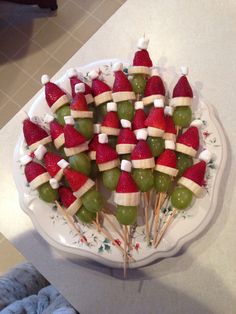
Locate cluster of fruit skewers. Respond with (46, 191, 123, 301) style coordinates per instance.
(19, 36, 212, 277)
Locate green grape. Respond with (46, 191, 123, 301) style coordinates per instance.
(132, 168, 154, 192)
(108, 136, 117, 149)
(117, 100, 134, 121)
(98, 102, 108, 119)
(116, 205, 137, 225)
(173, 106, 192, 128)
(147, 136, 165, 158)
(76, 206, 96, 224)
(102, 168, 120, 191)
(120, 154, 131, 161)
(88, 103, 97, 123)
(131, 74, 146, 95)
(74, 118, 93, 140)
(69, 153, 91, 176)
(57, 146, 67, 160)
(56, 105, 71, 125)
(90, 161, 100, 179)
(176, 152, 193, 177)
(82, 189, 103, 213)
(154, 172, 172, 192)
(38, 182, 59, 203)
(171, 186, 193, 210)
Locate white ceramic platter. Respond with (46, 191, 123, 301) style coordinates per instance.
(13, 60, 226, 268)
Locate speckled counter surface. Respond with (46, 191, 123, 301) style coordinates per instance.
(0, 1, 236, 313)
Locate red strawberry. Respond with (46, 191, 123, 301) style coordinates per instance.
(96, 142, 118, 164)
(116, 171, 139, 193)
(64, 168, 88, 192)
(132, 109, 146, 131)
(70, 76, 92, 98)
(45, 82, 67, 108)
(145, 108, 166, 130)
(92, 79, 111, 96)
(131, 140, 152, 160)
(102, 112, 120, 129)
(165, 116, 177, 134)
(117, 128, 137, 144)
(44, 152, 62, 177)
(113, 71, 132, 92)
(156, 150, 177, 169)
(144, 75, 165, 96)
(59, 186, 77, 208)
(172, 75, 193, 98)
(70, 93, 89, 112)
(177, 126, 199, 150)
(23, 119, 49, 147)
(64, 125, 87, 148)
(49, 120, 64, 140)
(88, 134, 99, 152)
(183, 161, 206, 186)
(25, 161, 47, 183)
(133, 49, 153, 67)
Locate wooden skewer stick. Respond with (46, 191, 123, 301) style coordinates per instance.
(143, 192, 150, 244)
(55, 201, 88, 245)
(102, 212, 125, 242)
(152, 192, 166, 246)
(154, 208, 178, 248)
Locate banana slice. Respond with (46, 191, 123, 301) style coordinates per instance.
(178, 177, 203, 197)
(112, 91, 136, 103)
(54, 133, 65, 149)
(100, 126, 120, 136)
(71, 110, 93, 119)
(155, 165, 178, 177)
(116, 143, 135, 155)
(176, 143, 197, 157)
(132, 157, 155, 169)
(142, 94, 165, 106)
(64, 142, 89, 157)
(94, 91, 112, 106)
(128, 66, 151, 76)
(29, 136, 52, 151)
(98, 159, 120, 171)
(170, 97, 192, 107)
(73, 179, 95, 199)
(51, 95, 70, 113)
(114, 192, 140, 206)
(30, 172, 50, 190)
(66, 198, 82, 216)
(147, 126, 165, 137)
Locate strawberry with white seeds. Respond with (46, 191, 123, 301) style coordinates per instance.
(145, 98, 166, 137)
(88, 70, 112, 107)
(44, 152, 64, 181)
(23, 118, 52, 151)
(63, 122, 88, 157)
(163, 106, 177, 142)
(132, 101, 147, 136)
(70, 83, 93, 119)
(49, 119, 65, 149)
(58, 186, 82, 216)
(116, 119, 137, 155)
(101, 102, 120, 136)
(142, 67, 165, 106)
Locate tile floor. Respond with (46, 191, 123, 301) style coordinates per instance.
(0, 0, 126, 274)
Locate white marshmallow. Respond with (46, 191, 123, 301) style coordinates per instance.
(41, 74, 50, 85)
(112, 62, 123, 72)
(190, 119, 203, 128)
(20, 155, 32, 165)
(154, 98, 164, 108)
(93, 124, 101, 134)
(121, 159, 132, 172)
(128, 75, 133, 81)
(57, 159, 69, 169)
(64, 116, 74, 125)
(98, 133, 108, 144)
(34, 145, 47, 161)
(181, 66, 189, 76)
(199, 150, 212, 163)
(164, 106, 173, 116)
(151, 67, 159, 76)
(75, 83, 85, 94)
(121, 119, 131, 129)
(88, 70, 99, 80)
(43, 113, 54, 124)
(67, 68, 77, 78)
(137, 36, 149, 50)
(136, 129, 148, 141)
(49, 178, 59, 189)
(165, 140, 175, 150)
(107, 102, 117, 112)
(135, 101, 144, 110)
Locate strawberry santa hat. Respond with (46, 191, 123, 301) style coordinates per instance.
(24, 160, 50, 190)
(88, 124, 101, 160)
(23, 118, 52, 151)
(144, 98, 166, 137)
(41, 74, 69, 113)
(163, 106, 177, 142)
(58, 186, 82, 216)
(70, 83, 93, 119)
(44, 152, 64, 181)
(96, 133, 120, 171)
(67, 68, 94, 104)
(48, 118, 65, 149)
(101, 102, 120, 136)
(155, 140, 178, 177)
(116, 119, 137, 155)
(132, 101, 147, 135)
(63, 118, 88, 157)
(114, 160, 140, 206)
(176, 119, 202, 157)
(131, 129, 155, 169)
(128, 36, 153, 76)
(171, 66, 193, 107)
(112, 62, 135, 102)
(142, 67, 165, 106)
(88, 70, 112, 106)
(178, 149, 212, 197)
